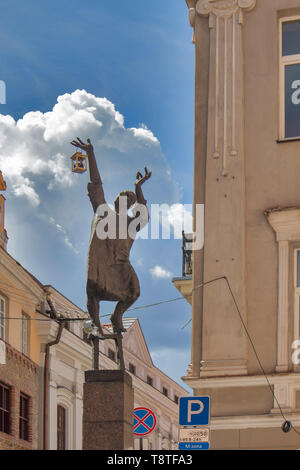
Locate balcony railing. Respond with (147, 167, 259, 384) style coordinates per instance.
(182, 231, 193, 277)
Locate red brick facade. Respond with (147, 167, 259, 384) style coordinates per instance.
(0, 342, 38, 450)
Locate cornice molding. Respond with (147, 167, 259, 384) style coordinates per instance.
(266, 207, 300, 241)
(211, 412, 300, 430)
(182, 372, 300, 389)
(0, 249, 44, 302)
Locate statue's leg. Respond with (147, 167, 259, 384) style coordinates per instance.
(115, 333, 125, 370)
(92, 335, 100, 370)
(87, 285, 103, 335)
(110, 294, 139, 333)
(110, 265, 140, 333)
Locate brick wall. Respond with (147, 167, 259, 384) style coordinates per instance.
(0, 342, 38, 450)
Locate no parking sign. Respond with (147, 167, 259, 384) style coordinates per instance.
(133, 407, 156, 436)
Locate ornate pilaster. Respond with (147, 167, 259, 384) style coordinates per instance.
(196, 0, 256, 176)
(187, 0, 257, 379)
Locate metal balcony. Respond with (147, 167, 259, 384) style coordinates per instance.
(182, 231, 193, 277)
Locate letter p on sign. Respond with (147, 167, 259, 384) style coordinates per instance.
(187, 399, 204, 423)
(179, 396, 210, 426)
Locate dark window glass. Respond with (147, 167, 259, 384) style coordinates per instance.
(162, 387, 168, 397)
(174, 395, 179, 404)
(297, 251, 300, 288)
(282, 21, 300, 56)
(108, 348, 116, 362)
(147, 376, 153, 387)
(0, 383, 10, 434)
(19, 393, 29, 441)
(285, 63, 300, 138)
(57, 405, 66, 450)
(129, 363, 136, 375)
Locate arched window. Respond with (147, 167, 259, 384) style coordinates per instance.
(57, 405, 66, 450)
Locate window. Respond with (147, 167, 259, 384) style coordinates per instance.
(280, 18, 300, 139)
(0, 296, 5, 341)
(19, 393, 30, 441)
(0, 383, 10, 434)
(129, 363, 136, 375)
(295, 249, 300, 342)
(174, 395, 179, 404)
(57, 405, 66, 450)
(162, 387, 169, 397)
(21, 313, 29, 356)
(108, 348, 116, 362)
(146, 376, 153, 387)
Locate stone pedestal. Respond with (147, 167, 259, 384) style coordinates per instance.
(83, 370, 134, 450)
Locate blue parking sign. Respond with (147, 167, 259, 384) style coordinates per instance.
(179, 396, 210, 426)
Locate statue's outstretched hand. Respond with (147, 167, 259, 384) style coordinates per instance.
(135, 167, 152, 187)
(71, 137, 93, 152)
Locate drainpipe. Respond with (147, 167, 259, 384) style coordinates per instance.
(43, 291, 64, 450)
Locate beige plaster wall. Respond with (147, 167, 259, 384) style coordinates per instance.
(244, 0, 300, 374)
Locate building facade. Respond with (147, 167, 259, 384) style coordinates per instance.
(173, 0, 300, 450)
(0, 248, 187, 451)
(38, 303, 187, 451)
(0, 174, 44, 450)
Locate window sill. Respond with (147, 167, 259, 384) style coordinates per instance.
(277, 137, 300, 143)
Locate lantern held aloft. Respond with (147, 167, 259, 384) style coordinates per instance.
(70, 152, 87, 174)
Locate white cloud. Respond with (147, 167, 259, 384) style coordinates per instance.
(130, 126, 158, 144)
(149, 203, 193, 240)
(150, 265, 173, 279)
(164, 203, 193, 235)
(48, 216, 79, 254)
(0, 89, 179, 209)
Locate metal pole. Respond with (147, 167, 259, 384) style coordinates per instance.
(92, 336, 99, 370)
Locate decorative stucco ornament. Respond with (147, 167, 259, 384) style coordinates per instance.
(196, 0, 256, 18)
(192, 0, 257, 176)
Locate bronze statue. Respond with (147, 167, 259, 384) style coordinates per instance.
(70, 138, 151, 367)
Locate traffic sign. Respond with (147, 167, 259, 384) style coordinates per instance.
(133, 407, 156, 436)
(179, 396, 210, 426)
(178, 442, 210, 450)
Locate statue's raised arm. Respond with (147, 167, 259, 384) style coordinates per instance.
(135, 167, 151, 206)
(71, 137, 106, 212)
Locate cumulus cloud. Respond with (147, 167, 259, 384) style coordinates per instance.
(163, 203, 193, 236)
(148, 203, 193, 240)
(0, 89, 179, 209)
(150, 265, 173, 279)
(0, 89, 192, 262)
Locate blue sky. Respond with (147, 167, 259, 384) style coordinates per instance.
(0, 0, 195, 389)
